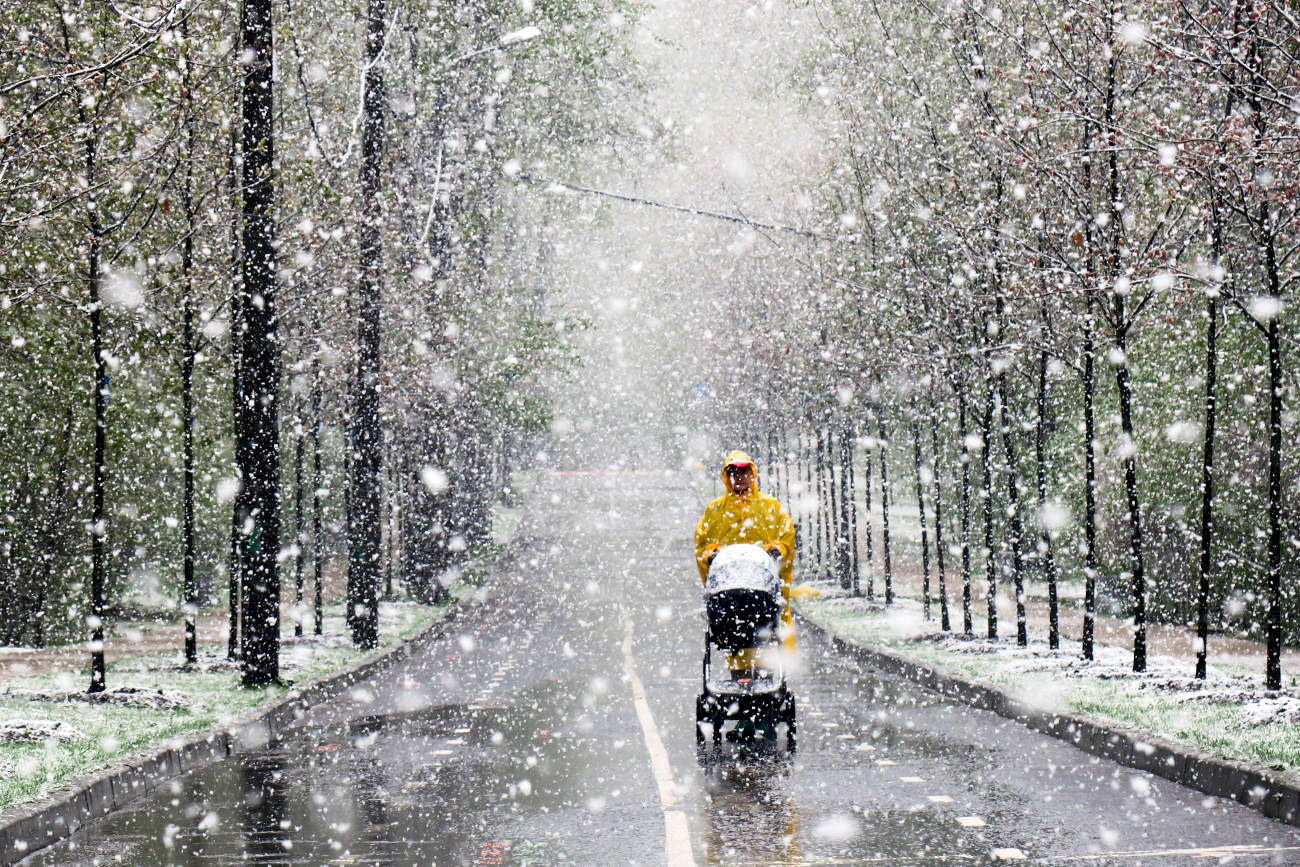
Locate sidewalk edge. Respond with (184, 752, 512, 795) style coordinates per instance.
(795, 607, 1300, 828)
(0, 610, 456, 867)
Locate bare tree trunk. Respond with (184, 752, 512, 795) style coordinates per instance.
(929, 395, 950, 632)
(959, 384, 973, 635)
(878, 415, 893, 606)
(312, 366, 324, 635)
(236, 0, 282, 685)
(85, 113, 108, 693)
(911, 409, 932, 621)
(1035, 349, 1060, 649)
(1082, 291, 1099, 660)
(181, 34, 199, 664)
(348, 0, 387, 650)
(1196, 204, 1223, 679)
(999, 377, 1027, 647)
(981, 382, 997, 640)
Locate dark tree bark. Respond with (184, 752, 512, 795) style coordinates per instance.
(227, 110, 243, 663)
(1082, 291, 1099, 661)
(348, 0, 387, 650)
(999, 377, 1027, 647)
(1196, 205, 1223, 680)
(181, 35, 199, 664)
(838, 417, 853, 591)
(1113, 312, 1146, 673)
(958, 384, 973, 635)
(929, 397, 950, 632)
(862, 432, 874, 598)
(814, 427, 825, 574)
(878, 415, 893, 605)
(845, 418, 860, 596)
(1035, 349, 1060, 649)
(911, 410, 932, 621)
(84, 110, 108, 693)
(312, 366, 324, 635)
(295, 425, 305, 638)
(237, 0, 282, 686)
(981, 382, 997, 640)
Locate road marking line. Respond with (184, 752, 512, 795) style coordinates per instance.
(900, 776, 925, 783)
(927, 795, 954, 803)
(991, 849, 1025, 861)
(622, 614, 697, 867)
(876, 759, 895, 765)
(957, 816, 986, 827)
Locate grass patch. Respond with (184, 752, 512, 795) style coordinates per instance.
(798, 592, 1300, 772)
(0, 599, 442, 813)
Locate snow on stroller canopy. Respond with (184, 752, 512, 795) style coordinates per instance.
(705, 544, 782, 598)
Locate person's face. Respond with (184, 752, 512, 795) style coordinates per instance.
(727, 464, 754, 494)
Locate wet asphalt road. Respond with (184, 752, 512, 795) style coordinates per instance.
(20, 470, 1300, 866)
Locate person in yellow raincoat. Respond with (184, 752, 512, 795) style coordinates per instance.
(694, 450, 797, 663)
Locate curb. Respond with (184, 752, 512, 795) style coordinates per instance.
(0, 611, 456, 867)
(795, 608, 1300, 828)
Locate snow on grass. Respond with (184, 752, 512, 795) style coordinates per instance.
(798, 587, 1300, 772)
(0, 598, 444, 813)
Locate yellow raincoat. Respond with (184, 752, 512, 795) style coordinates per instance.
(694, 451, 797, 659)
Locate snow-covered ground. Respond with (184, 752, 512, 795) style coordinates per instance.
(798, 587, 1300, 771)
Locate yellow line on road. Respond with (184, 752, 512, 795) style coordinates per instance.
(622, 614, 697, 867)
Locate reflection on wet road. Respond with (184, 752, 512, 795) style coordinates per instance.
(20, 472, 1300, 866)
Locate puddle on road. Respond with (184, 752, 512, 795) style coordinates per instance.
(17, 684, 648, 867)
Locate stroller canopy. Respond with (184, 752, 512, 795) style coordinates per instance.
(705, 544, 782, 600)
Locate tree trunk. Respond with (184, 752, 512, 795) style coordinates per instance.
(839, 417, 853, 591)
(237, 0, 282, 686)
(1035, 349, 1060, 649)
(349, 0, 387, 650)
(878, 415, 893, 605)
(959, 384, 973, 635)
(295, 424, 305, 638)
(181, 44, 199, 664)
(999, 376, 1027, 647)
(981, 382, 997, 640)
(862, 431, 874, 598)
(226, 105, 243, 663)
(1262, 199, 1284, 689)
(312, 366, 324, 635)
(85, 114, 108, 693)
(1113, 315, 1146, 673)
(929, 398, 950, 631)
(1082, 291, 1099, 660)
(911, 411, 932, 620)
(845, 418, 860, 596)
(1196, 207, 1222, 680)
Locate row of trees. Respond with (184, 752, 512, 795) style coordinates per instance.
(0, 0, 645, 685)
(697, 0, 1299, 689)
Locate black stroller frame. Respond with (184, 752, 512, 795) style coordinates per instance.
(695, 544, 797, 753)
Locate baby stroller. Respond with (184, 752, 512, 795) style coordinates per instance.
(696, 544, 796, 753)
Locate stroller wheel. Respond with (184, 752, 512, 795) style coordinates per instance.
(695, 695, 708, 745)
(781, 693, 797, 753)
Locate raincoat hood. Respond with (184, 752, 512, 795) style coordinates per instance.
(721, 450, 760, 495)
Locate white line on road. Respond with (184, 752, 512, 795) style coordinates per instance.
(622, 613, 697, 867)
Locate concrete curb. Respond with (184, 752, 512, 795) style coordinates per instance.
(0, 610, 456, 867)
(795, 608, 1300, 828)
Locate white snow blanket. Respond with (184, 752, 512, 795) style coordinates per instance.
(705, 544, 782, 600)
(0, 719, 87, 743)
(4, 685, 190, 711)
